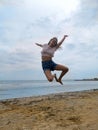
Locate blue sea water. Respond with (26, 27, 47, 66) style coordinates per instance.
(0, 80, 98, 100)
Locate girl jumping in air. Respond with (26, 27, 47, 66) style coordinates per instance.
(35, 35, 69, 85)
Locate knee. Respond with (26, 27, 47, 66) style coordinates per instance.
(64, 67, 69, 73)
(48, 77, 53, 82)
(66, 67, 69, 72)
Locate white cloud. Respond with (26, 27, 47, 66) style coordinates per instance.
(0, 0, 24, 6)
(23, 0, 80, 16)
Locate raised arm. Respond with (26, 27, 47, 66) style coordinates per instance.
(57, 35, 68, 48)
(35, 43, 43, 47)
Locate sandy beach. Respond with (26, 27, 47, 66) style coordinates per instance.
(0, 89, 98, 130)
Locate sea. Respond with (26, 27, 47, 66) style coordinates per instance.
(0, 80, 98, 100)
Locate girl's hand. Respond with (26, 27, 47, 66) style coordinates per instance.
(64, 35, 68, 38)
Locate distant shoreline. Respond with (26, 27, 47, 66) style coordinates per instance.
(75, 78, 98, 81)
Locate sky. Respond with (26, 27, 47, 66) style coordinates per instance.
(0, 0, 98, 80)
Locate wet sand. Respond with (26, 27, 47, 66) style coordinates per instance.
(0, 89, 98, 130)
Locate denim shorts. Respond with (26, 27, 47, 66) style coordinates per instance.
(42, 60, 57, 71)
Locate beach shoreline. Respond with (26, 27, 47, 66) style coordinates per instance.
(0, 89, 98, 130)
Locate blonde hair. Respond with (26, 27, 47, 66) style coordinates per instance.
(48, 37, 58, 46)
(48, 37, 61, 49)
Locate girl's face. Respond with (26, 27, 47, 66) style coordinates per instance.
(49, 38, 58, 47)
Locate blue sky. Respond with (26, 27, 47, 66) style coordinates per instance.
(0, 0, 98, 80)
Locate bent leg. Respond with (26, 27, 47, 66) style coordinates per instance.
(44, 70, 55, 82)
(54, 64, 69, 85)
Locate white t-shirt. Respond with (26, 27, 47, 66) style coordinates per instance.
(41, 44, 58, 57)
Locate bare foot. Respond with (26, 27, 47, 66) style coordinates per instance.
(54, 74, 63, 85)
(58, 79, 63, 85)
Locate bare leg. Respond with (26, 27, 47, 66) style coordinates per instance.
(54, 64, 69, 85)
(44, 70, 55, 82)
(54, 73, 63, 85)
